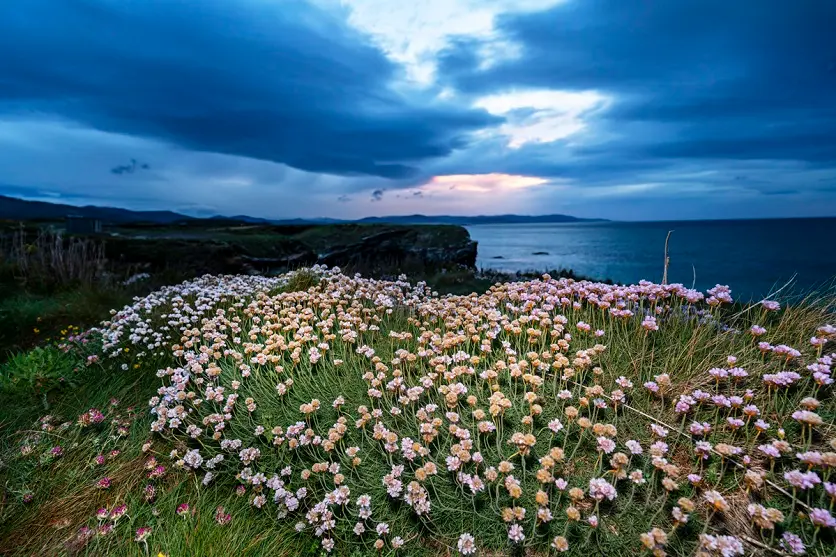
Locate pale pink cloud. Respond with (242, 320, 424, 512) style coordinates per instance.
(419, 173, 548, 194)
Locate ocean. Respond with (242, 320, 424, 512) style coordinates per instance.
(466, 218, 836, 302)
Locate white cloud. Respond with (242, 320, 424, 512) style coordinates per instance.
(335, 0, 564, 85)
(473, 89, 611, 148)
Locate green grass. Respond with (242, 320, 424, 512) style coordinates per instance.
(0, 288, 140, 361)
(0, 270, 833, 556)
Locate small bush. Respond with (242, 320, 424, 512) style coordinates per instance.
(0, 346, 80, 404)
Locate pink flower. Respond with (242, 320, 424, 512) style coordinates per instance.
(596, 437, 616, 454)
(457, 533, 476, 555)
(761, 300, 780, 311)
(784, 469, 821, 490)
(214, 506, 232, 525)
(109, 504, 128, 522)
(810, 508, 836, 528)
(780, 532, 805, 555)
(134, 527, 152, 543)
(588, 478, 617, 501)
(508, 523, 525, 543)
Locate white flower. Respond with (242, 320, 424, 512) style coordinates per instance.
(457, 533, 476, 555)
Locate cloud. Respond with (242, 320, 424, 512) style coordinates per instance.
(1, 0, 835, 221)
(0, 0, 500, 179)
(111, 159, 150, 175)
(420, 173, 548, 194)
(438, 0, 836, 163)
(336, 0, 566, 85)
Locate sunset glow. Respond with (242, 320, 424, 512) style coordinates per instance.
(420, 173, 549, 194)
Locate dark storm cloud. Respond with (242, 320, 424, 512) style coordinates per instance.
(438, 0, 836, 172)
(0, 0, 499, 179)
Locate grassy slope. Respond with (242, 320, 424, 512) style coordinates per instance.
(0, 272, 833, 556)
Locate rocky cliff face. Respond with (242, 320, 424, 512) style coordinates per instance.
(316, 227, 477, 270)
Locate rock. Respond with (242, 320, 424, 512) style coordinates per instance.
(317, 227, 477, 270)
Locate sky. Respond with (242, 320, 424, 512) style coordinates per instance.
(1, 0, 835, 221)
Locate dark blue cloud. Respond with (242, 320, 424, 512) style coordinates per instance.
(0, 0, 500, 178)
(438, 0, 836, 169)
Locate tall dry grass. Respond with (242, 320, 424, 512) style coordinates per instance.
(1, 227, 108, 291)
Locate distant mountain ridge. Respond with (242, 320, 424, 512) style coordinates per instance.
(352, 214, 603, 225)
(0, 194, 189, 224)
(0, 195, 601, 225)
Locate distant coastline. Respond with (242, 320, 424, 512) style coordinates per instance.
(0, 195, 602, 226)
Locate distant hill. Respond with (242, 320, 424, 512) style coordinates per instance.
(0, 195, 600, 226)
(0, 195, 190, 224)
(352, 214, 603, 225)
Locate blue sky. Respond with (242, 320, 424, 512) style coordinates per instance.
(1, 0, 835, 220)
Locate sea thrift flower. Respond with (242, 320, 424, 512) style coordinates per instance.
(780, 532, 805, 555)
(109, 504, 128, 522)
(588, 478, 617, 501)
(551, 535, 569, 551)
(784, 470, 821, 491)
(703, 490, 730, 512)
(809, 508, 836, 528)
(699, 534, 744, 556)
(457, 533, 476, 555)
(214, 506, 232, 525)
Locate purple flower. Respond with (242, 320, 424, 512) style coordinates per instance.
(809, 508, 836, 528)
(134, 527, 152, 543)
(726, 417, 744, 429)
(689, 421, 712, 436)
(758, 444, 781, 459)
(784, 470, 821, 490)
(763, 371, 801, 388)
(779, 532, 805, 555)
(588, 478, 617, 501)
(761, 300, 781, 311)
(694, 442, 712, 460)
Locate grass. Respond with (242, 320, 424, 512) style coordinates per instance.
(0, 268, 833, 556)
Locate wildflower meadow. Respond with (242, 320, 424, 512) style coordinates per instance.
(1, 267, 834, 556)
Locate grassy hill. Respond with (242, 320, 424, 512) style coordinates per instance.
(0, 267, 833, 556)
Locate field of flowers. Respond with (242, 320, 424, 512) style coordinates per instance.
(1, 266, 834, 556)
